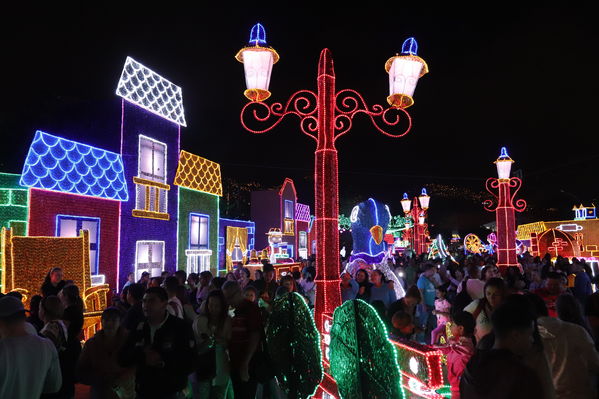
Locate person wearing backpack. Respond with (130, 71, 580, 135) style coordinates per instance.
(464, 278, 507, 343)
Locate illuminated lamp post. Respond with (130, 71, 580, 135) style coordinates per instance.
(237, 24, 428, 397)
(484, 147, 526, 272)
(402, 189, 430, 255)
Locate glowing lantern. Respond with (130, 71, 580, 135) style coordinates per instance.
(401, 192, 412, 214)
(494, 147, 514, 180)
(418, 188, 430, 210)
(235, 23, 280, 102)
(385, 37, 429, 108)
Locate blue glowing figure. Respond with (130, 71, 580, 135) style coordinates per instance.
(401, 37, 418, 55)
(349, 198, 391, 264)
(249, 23, 267, 46)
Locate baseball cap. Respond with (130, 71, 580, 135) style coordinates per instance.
(0, 296, 25, 318)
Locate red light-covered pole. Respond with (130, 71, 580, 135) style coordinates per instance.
(484, 148, 526, 272)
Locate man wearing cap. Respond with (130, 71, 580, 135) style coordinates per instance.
(0, 295, 62, 398)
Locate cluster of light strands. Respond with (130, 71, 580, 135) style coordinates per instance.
(516, 221, 547, 241)
(295, 203, 311, 223)
(116, 57, 186, 127)
(385, 38, 429, 109)
(19, 131, 128, 201)
(329, 299, 403, 399)
(173, 150, 223, 196)
(265, 291, 323, 399)
(235, 23, 280, 102)
(391, 339, 449, 399)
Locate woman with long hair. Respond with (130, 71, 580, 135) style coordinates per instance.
(41, 267, 66, 297)
(191, 290, 232, 399)
(355, 269, 372, 302)
(369, 269, 397, 308)
(463, 278, 507, 342)
(58, 284, 85, 341)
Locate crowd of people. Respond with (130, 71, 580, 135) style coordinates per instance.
(0, 263, 316, 399)
(2, 251, 599, 398)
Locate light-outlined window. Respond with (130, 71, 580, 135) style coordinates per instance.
(284, 200, 294, 219)
(56, 215, 100, 275)
(138, 135, 166, 183)
(135, 241, 165, 279)
(190, 213, 210, 250)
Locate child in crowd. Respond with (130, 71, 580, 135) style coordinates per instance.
(436, 311, 475, 399)
(390, 311, 422, 340)
(431, 285, 451, 344)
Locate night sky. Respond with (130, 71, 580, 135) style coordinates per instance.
(1, 6, 597, 237)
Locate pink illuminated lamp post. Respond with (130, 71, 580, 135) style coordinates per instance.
(484, 147, 526, 272)
(236, 23, 428, 396)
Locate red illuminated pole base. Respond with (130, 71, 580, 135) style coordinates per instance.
(484, 177, 526, 273)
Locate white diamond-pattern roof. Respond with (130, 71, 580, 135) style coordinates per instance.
(116, 57, 186, 127)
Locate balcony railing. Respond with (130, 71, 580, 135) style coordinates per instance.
(132, 177, 170, 220)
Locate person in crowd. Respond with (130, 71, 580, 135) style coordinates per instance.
(191, 290, 232, 399)
(355, 268, 372, 302)
(431, 284, 451, 344)
(436, 311, 475, 399)
(187, 273, 200, 309)
(122, 272, 135, 291)
(571, 260, 593, 307)
(76, 307, 135, 398)
(585, 291, 599, 349)
(42, 267, 66, 297)
(174, 270, 187, 288)
(459, 299, 544, 398)
(59, 284, 85, 342)
(119, 287, 195, 399)
(280, 274, 298, 294)
(505, 266, 526, 294)
(197, 271, 213, 305)
(238, 267, 252, 291)
(164, 276, 184, 319)
(0, 296, 62, 398)
(390, 310, 420, 340)
(113, 285, 131, 316)
(299, 266, 316, 306)
(210, 277, 227, 291)
(447, 267, 465, 303)
(370, 269, 397, 308)
(527, 293, 599, 399)
(417, 263, 438, 343)
(457, 265, 485, 300)
(340, 272, 359, 302)
(481, 265, 500, 282)
(292, 270, 305, 296)
(137, 271, 150, 288)
(556, 293, 593, 335)
(254, 269, 264, 282)
(40, 295, 78, 399)
(27, 294, 44, 332)
(225, 272, 237, 282)
(222, 280, 262, 399)
(122, 283, 145, 332)
(148, 277, 163, 288)
(535, 272, 568, 317)
(243, 285, 258, 303)
(161, 271, 170, 279)
(251, 264, 279, 304)
(464, 278, 507, 343)
(177, 285, 197, 323)
(527, 269, 543, 292)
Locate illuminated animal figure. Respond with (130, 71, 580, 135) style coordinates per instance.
(349, 198, 391, 264)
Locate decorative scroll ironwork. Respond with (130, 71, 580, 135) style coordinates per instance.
(240, 90, 319, 142)
(483, 178, 500, 212)
(483, 177, 526, 213)
(333, 89, 412, 143)
(509, 178, 527, 212)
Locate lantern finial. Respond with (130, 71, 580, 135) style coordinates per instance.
(401, 37, 418, 55)
(249, 23, 267, 46)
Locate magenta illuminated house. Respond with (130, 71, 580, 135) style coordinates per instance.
(19, 130, 128, 289)
(251, 178, 299, 258)
(295, 203, 311, 259)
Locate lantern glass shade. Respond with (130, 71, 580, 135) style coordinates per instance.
(401, 197, 412, 213)
(387, 57, 424, 108)
(241, 49, 274, 101)
(496, 160, 512, 179)
(419, 193, 430, 210)
(418, 215, 425, 225)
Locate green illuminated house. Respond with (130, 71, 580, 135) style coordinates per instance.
(173, 151, 222, 276)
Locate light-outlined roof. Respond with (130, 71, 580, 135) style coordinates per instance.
(173, 150, 222, 196)
(19, 130, 128, 201)
(116, 57, 187, 127)
(295, 203, 310, 222)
